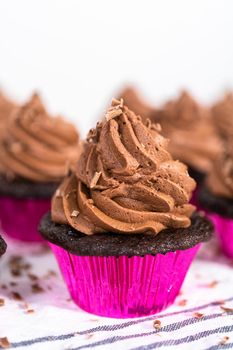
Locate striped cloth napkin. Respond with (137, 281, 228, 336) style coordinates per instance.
(0, 238, 233, 350)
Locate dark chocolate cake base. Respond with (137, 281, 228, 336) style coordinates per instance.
(199, 186, 233, 219)
(39, 212, 213, 257)
(0, 175, 59, 199)
(0, 235, 7, 256)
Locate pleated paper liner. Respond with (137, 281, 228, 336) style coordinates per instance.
(50, 243, 200, 318)
(207, 213, 233, 258)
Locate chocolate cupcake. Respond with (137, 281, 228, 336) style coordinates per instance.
(0, 235, 7, 257)
(0, 93, 81, 242)
(199, 94, 233, 258)
(155, 91, 222, 185)
(40, 98, 212, 318)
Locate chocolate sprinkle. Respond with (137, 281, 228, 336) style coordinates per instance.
(31, 283, 44, 293)
(153, 320, 161, 329)
(11, 292, 23, 301)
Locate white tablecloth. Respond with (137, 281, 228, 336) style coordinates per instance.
(0, 238, 233, 350)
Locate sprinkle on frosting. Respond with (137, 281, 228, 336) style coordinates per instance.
(155, 91, 222, 173)
(52, 98, 196, 235)
(105, 98, 123, 121)
(71, 210, 79, 217)
(90, 171, 102, 189)
(0, 93, 81, 182)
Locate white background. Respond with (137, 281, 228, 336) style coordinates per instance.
(0, 0, 233, 136)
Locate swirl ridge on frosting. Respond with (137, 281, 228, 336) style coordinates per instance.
(52, 98, 196, 235)
(0, 93, 80, 182)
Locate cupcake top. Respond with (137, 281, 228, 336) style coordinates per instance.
(118, 87, 156, 121)
(156, 91, 222, 173)
(206, 98, 233, 199)
(0, 93, 81, 183)
(52, 98, 196, 235)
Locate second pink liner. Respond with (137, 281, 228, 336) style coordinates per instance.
(207, 213, 233, 258)
(50, 243, 200, 318)
(0, 196, 50, 242)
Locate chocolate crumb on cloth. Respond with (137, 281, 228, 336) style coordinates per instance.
(8, 255, 31, 277)
(153, 320, 162, 329)
(0, 337, 11, 349)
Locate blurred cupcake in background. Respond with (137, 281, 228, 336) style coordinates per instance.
(199, 93, 233, 258)
(118, 86, 156, 122)
(40, 98, 213, 318)
(0, 93, 81, 242)
(212, 92, 233, 139)
(155, 91, 222, 185)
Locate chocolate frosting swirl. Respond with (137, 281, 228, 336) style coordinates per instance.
(156, 91, 222, 173)
(207, 94, 233, 198)
(0, 94, 80, 182)
(52, 98, 196, 235)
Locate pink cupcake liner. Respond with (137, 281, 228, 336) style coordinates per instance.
(207, 212, 233, 258)
(0, 196, 51, 242)
(50, 243, 200, 318)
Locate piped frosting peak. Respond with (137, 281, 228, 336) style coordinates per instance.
(0, 93, 80, 182)
(52, 98, 196, 235)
